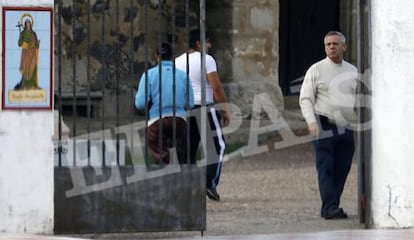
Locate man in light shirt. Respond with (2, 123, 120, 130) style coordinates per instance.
(299, 31, 358, 219)
(175, 29, 230, 201)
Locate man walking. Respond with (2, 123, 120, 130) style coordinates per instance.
(175, 29, 230, 201)
(299, 31, 358, 219)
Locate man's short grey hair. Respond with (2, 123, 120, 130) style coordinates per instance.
(324, 31, 346, 44)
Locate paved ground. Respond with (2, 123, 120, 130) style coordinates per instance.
(206, 141, 362, 236)
(66, 106, 366, 239)
(64, 139, 363, 239)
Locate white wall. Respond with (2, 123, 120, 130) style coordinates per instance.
(0, 0, 54, 234)
(371, 0, 414, 228)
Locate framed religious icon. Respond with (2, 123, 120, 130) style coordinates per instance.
(2, 7, 53, 110)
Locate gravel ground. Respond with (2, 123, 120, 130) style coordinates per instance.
(66, 107, 365, 239)
(205, 141, 363, 236)
(75, 139, 364, 240)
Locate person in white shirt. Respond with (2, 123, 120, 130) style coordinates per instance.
(175, 29, 230, 201)
(299, 31, 358, 219)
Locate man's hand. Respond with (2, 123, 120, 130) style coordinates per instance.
(308, 122, 320, 138)
(222, 110, 230, 127)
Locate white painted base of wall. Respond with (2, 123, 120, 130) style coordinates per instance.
(0, 112, 54, 233)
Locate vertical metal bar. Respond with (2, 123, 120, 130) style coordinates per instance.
(129, 0, 135, 166)
(144, 0, 149, 168)
(199, 1, 207, 106)
(185, 0, 191, 164)
(172, 0, 177, 159)
(57, 0, 63, 167)
(143, 0, 150, 217)
(71, 0, 78, 166)
(87, 0, 91, 165)
(157, 0, 163, 167)
(199, 0, 207, 230)
(101, 2, 107, 167)
(199, 0, 207, 165)
(115, 0, 121, 165)
(357, 0, 367, 225)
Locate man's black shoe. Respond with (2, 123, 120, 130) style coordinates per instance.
(206, 187, 220, 201)
(322, 208, 348, 219)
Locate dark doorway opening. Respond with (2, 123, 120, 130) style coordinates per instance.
(279, 0, 340, 95)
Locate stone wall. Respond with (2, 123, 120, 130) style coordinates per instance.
(55, 0, 200, 116)
(55, 0, 284, 117)
(206, 1, 284, 117)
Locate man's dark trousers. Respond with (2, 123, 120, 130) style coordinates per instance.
(314, 115, 354, 217)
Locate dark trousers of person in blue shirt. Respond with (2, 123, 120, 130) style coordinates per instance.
(314, 115, 355, 218)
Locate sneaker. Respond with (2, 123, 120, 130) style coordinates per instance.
(206, 187, 220, 201)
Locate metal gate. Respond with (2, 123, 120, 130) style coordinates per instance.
(53, 0, 206, 234)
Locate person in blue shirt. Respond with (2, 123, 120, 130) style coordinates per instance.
(135, 42, 194, 164)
